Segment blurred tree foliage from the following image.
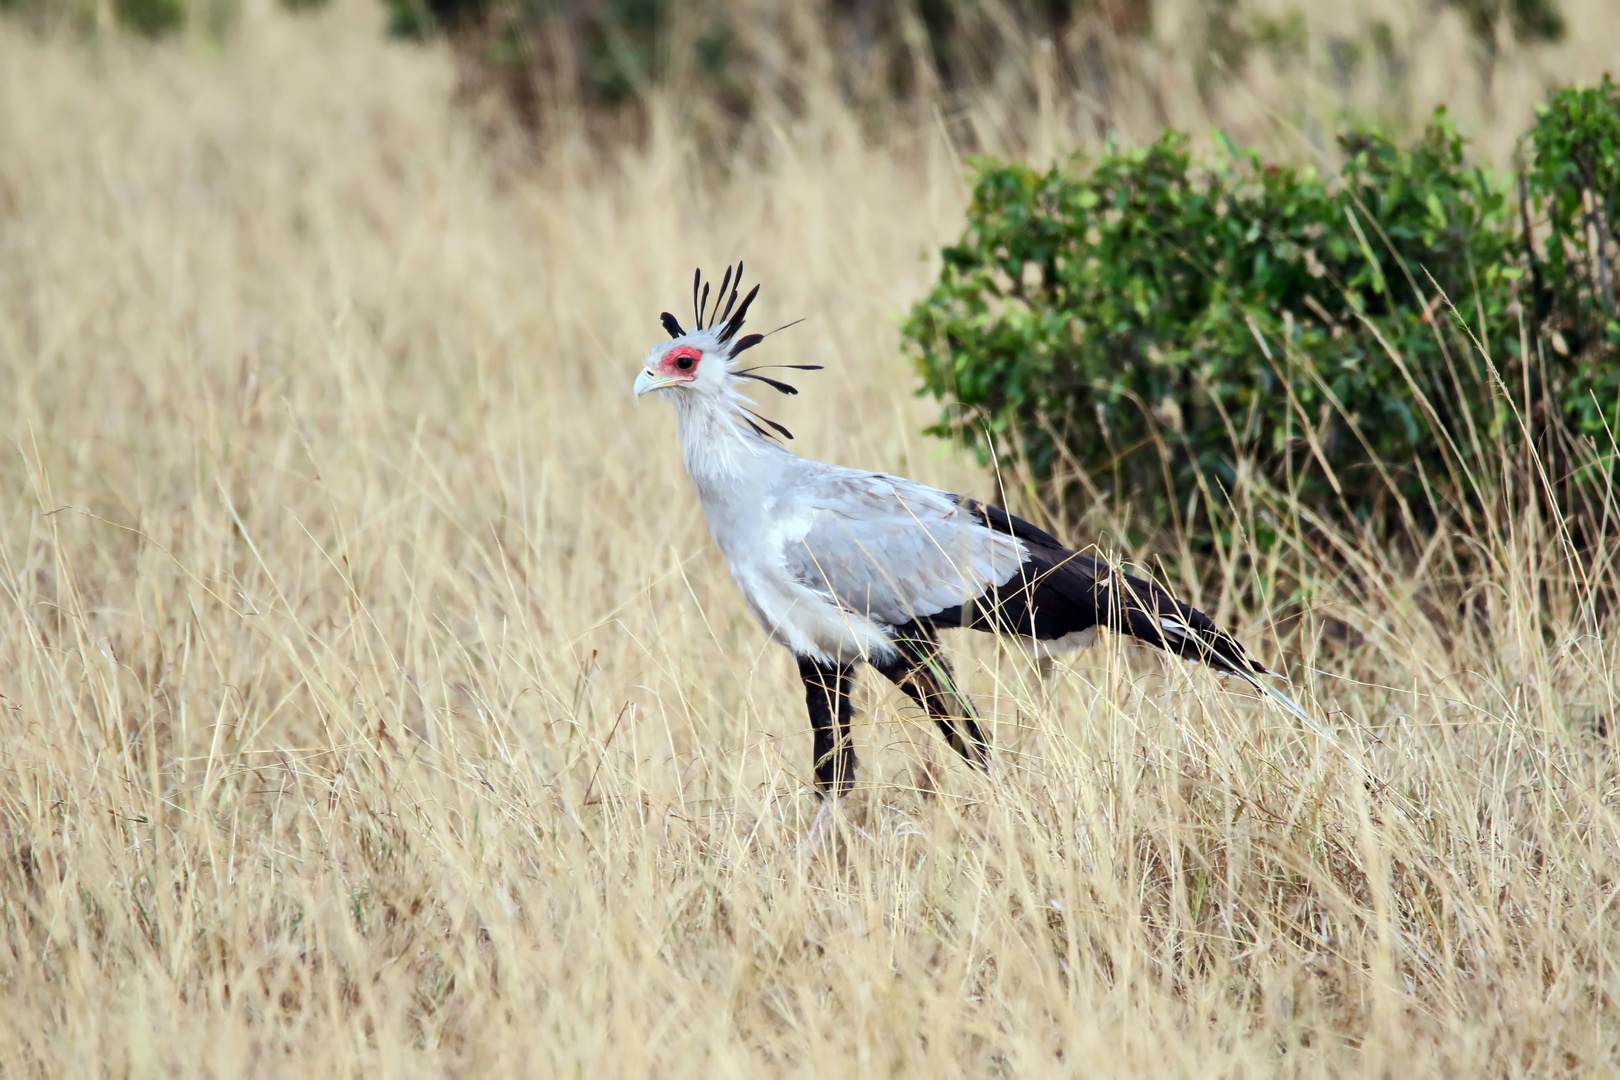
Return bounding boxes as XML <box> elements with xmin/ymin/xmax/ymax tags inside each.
<box><xmin>0</xmin><ymin>0</ymin><xmax>1570</xmax><ymax>105</ymax></box>
<box><xmin>0</xmin><ymin>0</ymin><xmax>307</xmax><ymax>32</ymax></box>
<box><xmin>1448</xmin><ymin>0</ymin><xmax>1565</xmax><ymax>60</ymax></box>
<box><xmin>360</xmin><ymin>0</ymin><xmax>1564</xmax><ymax>142</ymax></box>
<box><xmin>113</xmin><ymin>0</ymin><xmax>183</xmax><ymax>35</ymax></box>
<box><xmin>367</xmin><ymin>0</ymin><xmax>1154</xmax><ymax>140</ymax></box>
<box><xmin>903</xmin><ymin>78</ymin><xmax>1619</xmax><ymax>549</ymax></box>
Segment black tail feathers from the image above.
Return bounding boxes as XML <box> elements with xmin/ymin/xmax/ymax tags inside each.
<box><xmin>1090</xmin><ymin>568</ymin><xmax>1277</xmax><ymax>682</ymax></box>
<box><xmin>942</xmin><ymin>501</ymin><xmax>1279</xmax><ymax>684</ymax></box>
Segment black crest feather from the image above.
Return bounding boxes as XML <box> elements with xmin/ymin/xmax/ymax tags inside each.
<box><xmin>716</xmin><ymin>265</ymin><xmax>734</xmax><ymax>319</ymax></box>
<box><xmin>677</xmin><ymin>265</ymin><xmax>815</xmax><ymax>441</ymax></box>
<box><xmin>745</xmin><ymin>408</ymin><xmax>793</xmax><ymax>440</ymax></box>
<box><xmin>734</xmin><ymin>372</ymin><xmax>799</xmax><ymax>395</ymax></box>
<box><xmin>719</xmin><ymin>261</ymin><xmax>743</xmax><ymax>324</ymax></box>
<box><xmin>719</xmin><ymin>284</ymin><xmax>760</xmax><ymax>344</ymax></box>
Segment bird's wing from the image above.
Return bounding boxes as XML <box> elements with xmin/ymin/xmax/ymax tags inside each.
<box><xmin>782</xmin><ymin>470</ymin><xmax>1026</xmax><ymax>627</ymax></box>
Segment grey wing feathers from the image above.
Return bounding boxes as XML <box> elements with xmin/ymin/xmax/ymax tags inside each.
<box><xmin>784</xmin><ymin>472</ymin><xmax>1025</xmax><ymax>627</ymax></box>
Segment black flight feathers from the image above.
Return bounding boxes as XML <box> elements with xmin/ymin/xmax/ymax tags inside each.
<box><xmin>658</xmin><ymin>263</ymin><xmax>823</xmax><ymax>442</ymax></box>
<box><xmin>943</xmin><ymin>499</ymin><xmax>1281</xmax><ymax>683</ymax></box>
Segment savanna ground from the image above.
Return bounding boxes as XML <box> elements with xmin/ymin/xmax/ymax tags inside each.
<box><xmin>3</xmin><ymin>1</ymin><xmax>1620</xmax><ymax>1075</ymax></box>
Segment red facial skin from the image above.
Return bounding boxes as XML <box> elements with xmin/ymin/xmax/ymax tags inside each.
<box><xmin>659</xmin><ymin>345</ymin><xmax>703</xmax><ymax>382</ymax></box>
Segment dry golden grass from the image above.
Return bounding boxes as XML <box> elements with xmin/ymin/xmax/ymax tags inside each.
<box><xmin>2</xmin><ymin>3</ymin><xmax>1619</xmax><ymax>1075</ymax></box>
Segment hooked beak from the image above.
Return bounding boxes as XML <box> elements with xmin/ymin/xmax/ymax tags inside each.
<box><xmin>634</xmin><ymin>369</ymin><xmax>684</xmax><ymax>398</ymax></box>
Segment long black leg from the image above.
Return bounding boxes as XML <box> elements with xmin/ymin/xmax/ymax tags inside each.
<box><xmin>872</xmin><ymin>626</ymin><xmax>991</xmax><ymax>770</ymax></box>
<box><xmin>798</xmin><ymin>656</ymin><xmax>857</xmax><ymax>798</ymax></box>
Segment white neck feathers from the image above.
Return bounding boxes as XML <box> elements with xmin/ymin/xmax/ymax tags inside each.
<box><xmin>671</xmin><ymin>392</ymin><xmax>781</xmax><ymax>490</ymax></box>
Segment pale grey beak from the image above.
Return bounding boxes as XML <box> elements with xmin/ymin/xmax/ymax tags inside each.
<box><xmin>634</xmin><ymin>369</ymin><xmax>682</xmax><ymax>397</ymax></box>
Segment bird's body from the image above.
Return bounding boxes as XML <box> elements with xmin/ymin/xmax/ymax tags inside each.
<box><xmin>678</xmin><ymin>428</ymin><xmax>1019</xmax><ymax>666</ymax></box>
<box><xmin>636</xmin><ymin>266</ymin><xmax>1301</xmax><ymax>842</ymax></box>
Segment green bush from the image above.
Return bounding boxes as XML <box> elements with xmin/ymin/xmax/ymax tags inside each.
<box><xmin>903</xmin><ymin>87</ymin><xmax>1619</xmax><ymax>549</ymax></box>
<box><xmin>1524</xmin><ymin>76</ymin><xmax>1620</xmax><ymax>443</ymax></box>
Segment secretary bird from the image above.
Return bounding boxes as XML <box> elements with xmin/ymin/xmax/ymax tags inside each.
<box><xmin>634</xmin><ymin>265</ymin><xmax>1305</xmax><ymax>848</ymax></box>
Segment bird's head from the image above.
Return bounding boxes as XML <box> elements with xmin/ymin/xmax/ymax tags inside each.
<box><xmin>633</xmin><ymin>264</ymin><xmax>817</xmax><ymax>441</ymax></box>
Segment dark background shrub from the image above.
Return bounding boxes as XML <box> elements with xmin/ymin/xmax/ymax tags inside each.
<box><xmin>0</xmin><ymin>0</ymin><xmax>1571</xmax><ymax>114</ymax></box>
<box><xmin>113</xmin><ymin>0</ymin><xmax>184</xmax><ymax>35</ymax></box>
<box><xmin>902</xmin><ymin>80</ymin><xmax>1618</xmax><ymax>553</ymax></box>
<box><xmin>368</xmin><ymin>0</ymin><xmax>1559</xmax><ymax>148</ymax></box>
<box><xmin>1523</xmin><ymin>78</ymin><xmax>1620</xmax><ymax>449</ymax></box>
<box><xmin>380</xmin><ymin>0</ymin><xmax>1149</xmax><ymax>137</ymax></box>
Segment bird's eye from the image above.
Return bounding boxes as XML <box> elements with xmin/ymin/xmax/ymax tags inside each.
<box><xmin>674</xmin><ymin>355</ymin><xmax>695</xmax><ymax>371</ymax></box>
